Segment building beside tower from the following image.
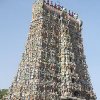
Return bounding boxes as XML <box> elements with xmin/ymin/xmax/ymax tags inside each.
<box><xmin>8</xmin><ymin>0</ymin><xmax>96</xmax><ymax>100</ymax></box>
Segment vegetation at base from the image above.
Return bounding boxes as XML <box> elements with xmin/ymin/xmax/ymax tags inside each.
<box><xmin>0</xmin><ymin>89</ymin><xmax>8</xmax><ymax>99</ymax></box>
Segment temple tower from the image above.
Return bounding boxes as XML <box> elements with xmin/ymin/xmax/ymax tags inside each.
<box><xmin>8</xmin><ymin>0</ymin><xmax>96</xmax><ymax>100</ymax></box>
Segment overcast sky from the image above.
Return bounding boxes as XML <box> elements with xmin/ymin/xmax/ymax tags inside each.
<box><xmin>0</xmin><ymin>0</ymin><xmax>99</xmax><ymax>99</ymax></box>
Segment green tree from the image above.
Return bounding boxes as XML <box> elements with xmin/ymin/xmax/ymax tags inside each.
<box><xmin>0</xmin><ymin>89</ymin><xmax>8</xmax><ymax>99</ymax></box>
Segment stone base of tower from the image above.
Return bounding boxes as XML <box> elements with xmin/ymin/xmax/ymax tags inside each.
<box><xmin>61</xmin><ymin>96</ymin><xmax>86</xmax><ymax>100</ymax></box>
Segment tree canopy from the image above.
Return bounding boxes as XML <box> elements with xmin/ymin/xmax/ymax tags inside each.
<box><xmin>0</xmin><ymin>89</ymin><xmax>8</xmax><ymax>99</ymax></box>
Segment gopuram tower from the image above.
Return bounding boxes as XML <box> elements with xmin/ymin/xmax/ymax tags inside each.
<box><xmin>8</xmin><ymin>0</ymin><xmax>96</xmax><ymax>100</ymax></box>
